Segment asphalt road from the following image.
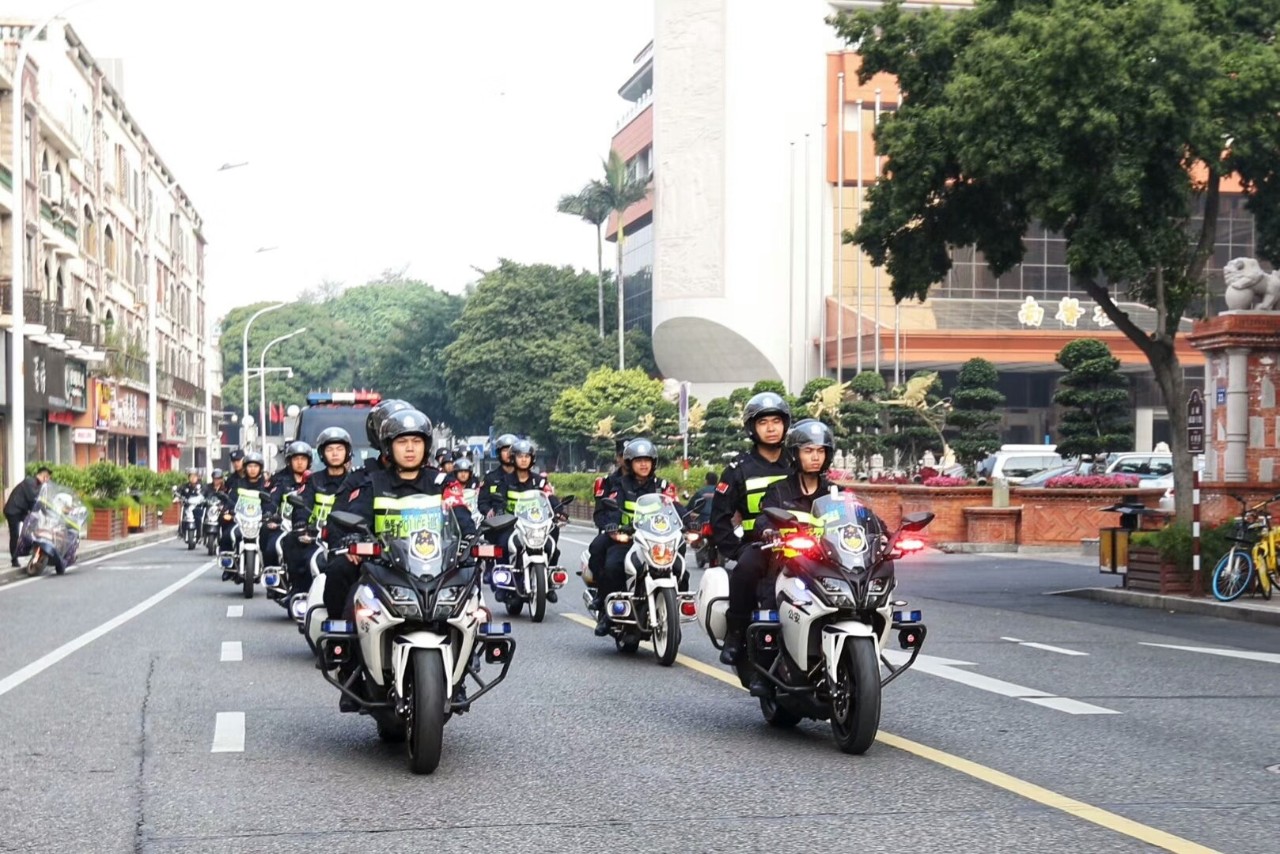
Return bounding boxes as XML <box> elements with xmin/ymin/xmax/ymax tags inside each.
<box><xmin>0</xmin><ymin>529</ymin><xmax>1276</xmax><ymax>853</ymax></box>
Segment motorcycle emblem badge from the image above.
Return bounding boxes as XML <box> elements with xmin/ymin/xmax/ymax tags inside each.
<box><xmin>411</xmin><ymin>529</ymin><xmax>438</xmax><ymax>559</ymax></box>
<box><xmin>838</xmin><ymin>524</ymin><xmax>867</xmax><ymax>554</ymax></box>
<box><xmin>651</xmin><ymin>515</ymin><xmax>671</xmax><ymax>533</ymax></box>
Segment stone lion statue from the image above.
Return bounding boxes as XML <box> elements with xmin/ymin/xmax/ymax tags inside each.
<box><xmin>1223</xmin><ymin>257</ymin><xmax>1280</xmax><ymax>311</ymax></box>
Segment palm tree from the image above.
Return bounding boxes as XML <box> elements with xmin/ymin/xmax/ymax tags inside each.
<box><xmin>556</xmin><ymin>184</ymin><xmax>612</xmax><ymax>338</ymax></box>
<box><xmin>592</xmin><ymin>148</ymin><xmax>651</xmax><ymax>370</ymax></box>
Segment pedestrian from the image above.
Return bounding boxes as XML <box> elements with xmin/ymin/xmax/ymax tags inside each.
<box><xmin>4</xmin><ymin>467</ymin><xmax>52</xmax><ymax>567</ymax></box>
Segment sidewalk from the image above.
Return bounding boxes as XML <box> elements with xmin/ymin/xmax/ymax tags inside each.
<box><xmin>0</xmin><ymin>525</ymin><xmax>180</xmax><ymax>588</ymax></box>
<box><xmin>1053</xmin><ymin>584</ymin><xmax>1280</xmax><ymax>627</ymax></box>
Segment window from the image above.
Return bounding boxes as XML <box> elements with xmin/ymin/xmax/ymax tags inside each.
<box><xmin>103</xmin><ymin>224</ymin><xmax>116</xmax><ymax>273</ymax></box>
<box><xmin>83</xmin><ymin>205</ymin><xmax>97</xmax><ymax>257</ymax></box>
<box><xmin>132</xmin><ymin>249</ymin><xmax>144</xmax><ymax>304</ymax></box>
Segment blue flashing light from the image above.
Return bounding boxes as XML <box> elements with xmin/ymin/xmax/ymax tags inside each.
<box><xmin>893</xmin><ymin>610</ymin><xmax>922</xmax><ymax>624</ymax></box>
<box><xmin>321</xmin><ymin>619</ymin><xmax>355</xmax><ymax>634</ymax></box>
<box><xmin>305</xmin><ymin>391</ymin><xmax>381</xmax><ymax>406</ymax></box>
<box><xmin>610</xmin><ymin>601</ymin><xmax>629</xmax><ymax>616</ymax></box>
<box><xmin>752</xmin><ymin>610</ymin><xmax>780</xmax><ymax>623</ymax></box>
<box><xmin>480</xmin><ymin>621</ymin><xmax>512</xmax><ymax>635</ymax></box>
<box><xmin>264</xmin><ymin>573</ymin><xmax>278</xmax><ymax>587</ymax></box>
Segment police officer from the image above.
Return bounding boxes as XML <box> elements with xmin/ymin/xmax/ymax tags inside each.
<box><xmin>491</xmin><ymin>439</ymin><xmax>566</xmax><ymax>602</ymax></box>
<box><xmin>593</xmin><ymin>438</ymin><xmax>683</xmax><ymax>636</ymax></box>
<box><xmin>285</xmin><ymin>428</ymin><xmax>353</xmax><ymax>595</ymax></box>
<box><xmin>330</xmin><ymin>398</ymin><xmax>413</xmax><ymax>516</ymax></box>
<box><xmin>435</xmin><ymin>448</ymin><xmax>455</xmax><ymax>474</ymax></box>
<box><xmin>218</xmin><ymin>451</ymin><xmax>275</xmax><ymax>578</ymax></box>
<box><xmin>206</xmin><ymin>469</ymin><xmax>226</xmax><ymax>497</ymax></box>
<box><xmin>584</xmin><ymin>439</ymin><xmax>628</xmax><ymax>600</ymax></box>
<box><xmin>174</xmin><ymin>468</ymin><xmax>206</xmax><ymax>538</ymax></box>
<box><xmin>711</xmin><ymin>391</ymin><xmax>792</xmax><ymax>664</ymax></box>
<box><xmin>728</xmin><ymin>419</ymin><xmax>837</xmax><ymax>694</ymax></box>
<box><xmin>266</xmin><ymin>441</ymin><xmax>312</xmax><ymax>570</ymax></box>
<box><xmin>478</xmin><ymin>433</ymin><xmax>519</xmax><ymax>517</ymax></box>
<box><xmin>223</xmin><ymin>449</ymin><xmax>247</xmax><ymax>492</ymax></box>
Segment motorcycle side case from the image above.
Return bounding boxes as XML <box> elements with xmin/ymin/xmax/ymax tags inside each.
<box><xmin>697</xmin><ymin>565</ymin><xmax>730</xmax><ymax>642</ymax></box>
<box><xmin>304</xmin><ymin>573</ymin><xmax>329</xmax><ymax>652</ymax></box>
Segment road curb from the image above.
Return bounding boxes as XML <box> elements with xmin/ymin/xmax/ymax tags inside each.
<box><xmin>0</xmin><ymin>525</ymin><xmax>180</xmax><ymax>587</ymax></box>
<box><xmin>1052</xmin><ymin>586</ymin><xmax>1280</xmax><ymax>627</ymax></box>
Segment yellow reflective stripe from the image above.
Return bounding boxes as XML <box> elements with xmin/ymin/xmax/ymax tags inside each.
<box><xmin>621</xmin><ymin>498</ymin><xmax>639</xmax><ymax>526</ymax></box>
<box><xmin>309</xmin><ymin>492</ymin><xmax>336</xmax><ymax>525</ymax></box>
<box><xmin>372</xmin><ymin>494</ymin><xmax>443</xmax><ymax>535</ymax></box>
<box><xmin>506</xmin><ymin>487</ymin><xmax>542</xmax><ymax>513</ymax></box>
<box><xmin>744</xmin><ymin>474</ymin><xmax>787</xmax><ymax>515</ymax></box>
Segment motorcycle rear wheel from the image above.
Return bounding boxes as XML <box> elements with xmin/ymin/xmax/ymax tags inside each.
<box><xmin>760</xmin><ymin>695</ymin><xmax>802</xmax><ymax>729</ymax></box>
<box><xmin>242</xmin><ymin>552</ymin><xmax>256</xmax><ymax>599</ymax></box>
<box><xmin>25</xmin><ymin>548</ymin><xmax>46</xmax><ymax>577</ymax></box>
<box><xmin>830</xmin><ymin>638</ymin><xmax>881</xmax><ymax>755</ymax></box>
<box><xmin>406</xmin><ymin>649</ymin><xmax>446</xmax><ymax>774</ymax></box>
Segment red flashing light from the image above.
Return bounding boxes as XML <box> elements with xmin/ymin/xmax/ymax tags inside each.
<box><xmin>898</xmin><ymin>537</ymin><xmax>925</xmax><ymax>553</ymax></box>
<box><xmin>679</xmin><ymin>601</ymin><xmax>697</xmax><ymax>618</ymax></box>
<box><xmin>352</xmin><ymin>542</ymin><xmax>382</xmax><ymax>557</ymax></box>
<box><xmin>550</xmin><ymin>570</ymin><xmax>569</xmax><ymax>586</ymax></box>
<box><xmin>473</xmin><ymin>544</ymin><xmax>502</xmax><ymax>558</ymax></box>
<box><xmin>785</xmin><ymin>535</ymin><xmax>818</xmax><ymax>552</ymax></box>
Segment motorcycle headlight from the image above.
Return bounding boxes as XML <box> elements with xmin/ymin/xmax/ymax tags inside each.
<box><xmin>523</xmin><ymin>522</ymin><xmax>552</xmax><ymax>549</ymax></box>
<box><xmin>386</xmin><ymin>584</ymin><xmax>422</xmax><ymax>619</ymax></box>
<box><xmin>649</xmin><ymin>541</ymin><xmax>678</xmax><ymax>567</ymax></box>
<box><xmin>817</xmin><ymin>577</ymin><xmax>856</xmax><ymax>608</ymax></box>
<box><xmin>239</xmin><ymin>519</ymin><xmax>261</xmax><ymax>538</ymax></box>
<box><xmin>432</xmin><ymin>585</ymin><xmax>468</xmax><ymax>620</ymax></box>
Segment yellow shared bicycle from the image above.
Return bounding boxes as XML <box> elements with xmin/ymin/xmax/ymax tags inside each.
<box><xmin>1211</xmin><ymin>494</ymin><xmax>1280</xmax><ymax>602</ymax></box>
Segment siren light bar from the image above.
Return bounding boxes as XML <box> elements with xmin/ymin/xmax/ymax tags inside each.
<box><xmin>305</xmin><ymin>390</ymin><xmax>382</xmax><ymax>406</ymax></box>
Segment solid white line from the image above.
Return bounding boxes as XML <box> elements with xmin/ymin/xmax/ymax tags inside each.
<box><xmin>1023</xmin><ymin>696</ymin><xmax>1120</xmax><ymax>715</ymax></box>
<box><xmin>1001</xmin><ymin>637</ymin><xmax>1089</xmax><ymax>656</ymax></box>
<box><xmin>1</xmin><ymin>540</ymin><xmax>170</xmax><ymax>590</ymax></box>
<box><xmin>211</xmin><ymin>712</ymin><xmax>245</xmax><ymax>753</ymax></box>
<box><xmin>1140</xmin><ymin>642</ymin><xmax>1280</xmax><ymax>665</ymax></box>
<box><xmin>0</xmin><ymin>575</ymin><xmax>43</xmax><ymax>593</ymax></box>
<box><xmin>76</xmin><ymin>540</ymin><xmax>165</xmax><ymax>567</ymax></box>
<box><xmin>220</xmin><ymin>641</ymin><xmax>242</xmax><ymax>662</ymax></box>
<box><xmin>559</xmin><ymin>535</ymin><xmax>595</xmax><ymax>547</ymax></box>
<box><xmin>0</xmin><ymin>560</ymin><xmax>213</xmax><ymax>698</ymax></box>
<box><xmin>226</xmin><ymin>605</ymin><xmax>243</xmax><ymax>618</ymax></box>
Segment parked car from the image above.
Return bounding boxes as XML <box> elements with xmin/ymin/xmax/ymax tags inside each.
<box><xmin>1015</xmin><ymin>463</ymin><xmax>1081</xmax><ymax>488</ymax></box>
<box><xmin>975</xmin><ymin>445</ymin><xmax>1065</xmax><ymax>485</ymax></box>
<box><xmin>1105</xmin><ymin>453</ymin><xmax>1173</xmax><ymax>478</ymax></box>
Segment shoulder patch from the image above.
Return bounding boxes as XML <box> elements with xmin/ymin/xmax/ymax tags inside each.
<box><xmin>594</xmin><ymin>477</ymin><xmax>605</xmax><ymax>497</ymax></box>
<box><xmin>347</xmin><ymin>488</ymin><xmax>360</xmax><ymax>502</ymax></box>
<box><xmin>715</xmin><ymin>482</ymin><xmax>729</xmax><ymax>494</ymax></box>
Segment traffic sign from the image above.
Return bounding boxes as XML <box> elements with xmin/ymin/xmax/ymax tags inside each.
<box><xmin>1187</xmin><ymin>389</ymin><xmax>1205</xmax><ymax>454</ymax></box>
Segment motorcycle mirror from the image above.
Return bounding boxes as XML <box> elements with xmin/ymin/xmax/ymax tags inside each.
<box><xmin>559</xmin><ymin>495</ymin><xmax>575</xmax><ymax>507</ymax></box>
<box><xmin>763</xmin><ymin>507</ymin><xmax>795</xmax><ymax>525</ymax></box>
<box><xmin>286</xmin><ymin>494</ymin><xmax>308</xmax><ymax>510</ymax></box>
<box><xmin>899</xmin><ymin>511</ymin><xmax>935</xmax><ymax>533</ymax></box>
<box><xmin>327</xmin><ymin>510</ymin><xmax>370</xmax><ymax>536</ymax></box>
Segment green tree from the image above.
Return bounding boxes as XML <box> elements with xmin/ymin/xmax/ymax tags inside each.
<box><xmin>1053</xmin><ymin>338</ymin><xmax>1133</xmax><ymax>461</ymax></box>
<box><xmin>840</xmin><ymin>371</ymin><xmax>887</xmax><ymax>472</ymax></box>
<box><xmin>696</xmin><ymin>396</ymin><xmax>747</xmax><ymax>464</ymax></box>
<box><xmin>593</xmin><ymin>148</ymin><xmax>651</xmax><ymax>370</ymax></box>
<box><xmin>366</xmin><ymin>287</ymin><xmax>466</xmax><ymax>427</ymax></box>
<box><xmin>557</xmin><ymin>183</ymin><xmax>613</xmax><ymax>338</ymax></box>
<box><xmin>834</xmin><ymin>0</ymin><xmax>1280</xmax><ymax>521</ymax></box>
<box><xmin>882</xmin><ymin>371</ymin><xmax>945</xmax><ymax>472</ymax></box>
<box><xmin>550</xmin><ymin>366</ymin><xmax>678</xmax><ymax>454</ymax></box>
<box><xmin>799</xmin><ymin>377</ymin><xmax>838</xmax><ymax>411</ymax></box>
<box><xmin>946</xmin><ymin>358</ymin><xmax>1005</xmax><ymax>473</ymax></box>
<box><xmin>443</xmin><ymin>260</ymin><xmax>613</xmax><ymax>450</ymax></box>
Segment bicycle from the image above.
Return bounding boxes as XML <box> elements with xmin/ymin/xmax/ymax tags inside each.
<box><xmin>1211</xmin><ymin>494</ymin><xmax>1280</xmax><ymax>602</ymax></box>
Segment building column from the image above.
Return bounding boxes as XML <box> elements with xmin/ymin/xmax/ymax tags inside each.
<box><xmin>1225</xmin><ymin>347</ymin><xmax>1249</xmax><ymax>482</ymax></box>
<box><xmin>1134</xmin><ymin>407</ymin><xmax>1155</xmax><ymax>453</ymax></box>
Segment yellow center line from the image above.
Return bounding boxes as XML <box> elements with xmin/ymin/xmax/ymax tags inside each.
<box><xmin>561</xmin><ymin>612</ymin><xmax>1219</xmax><ymax>854</ymax></box>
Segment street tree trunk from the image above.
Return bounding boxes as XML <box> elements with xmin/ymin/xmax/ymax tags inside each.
<box><xmin>1151</xmin><ymin>349</ymin><xmax>1193</xmax><ymax>526</ymax></box>
<box><xmin>595</xmin><ymin>223</ymin><xmax>605</xmax><ymax>339</ymax></box>
<box><xmin>617</xmin><ymin>222</ymin><xmax>626</xmax><ymax>371</ymax></box>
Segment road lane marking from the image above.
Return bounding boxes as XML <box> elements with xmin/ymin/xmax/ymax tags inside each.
<box><xmin>211</xmin><ymin>712</ymin><xmax>245</xmax><ymax>753</ymax></box>
<box><xmin>0</xmin><ymin>561</ymin><xmax>213</xmax><ymax>698</ymax></box>
<box><xmin>226</xmin><ymin>605</ymin><xmax>243</xmax><ymax>618</ymax></box>
<box><xmin>560</xmin><ymin>613</ymin><xmax>1213</xmax><ymax>854</ymax></box>
<box><xmin>1139</xmin><ymin>642</ymin><xmax>1280</xmax><ymax>665</ymax></box>
<box><xmin>1001</xmin><ymin>637</ymin><xmax>1089</xmax><ymax>656</ymax></box>
<box><xmin>1023</xmin><ymin>696</ymin><xmax>1120</xmax><ymax>715</ymax></box>
<box><xmin>884</xmin><ymin>650</ymin><xmax>1117</xmax><ymax>713</ymax></box>
<box><xmin>220</xmin><ymin>641</ymin><xmax>242</xmax><ymax>662</ymax></box>
<box><xmin>1</xmin><ymin>541</ymin><xmax>180</xmax><ymax>592</ymax></box>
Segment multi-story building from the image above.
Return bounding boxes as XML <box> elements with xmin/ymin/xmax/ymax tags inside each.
<box><xmin>610</xmin><ymin>0</ymin><xmax>1229</xmax><ymax>450</ymax></box>
<box><xmin>0</xmin><ymin>19</ymin><xmax>215</xmax><ymax>487</ymax></box>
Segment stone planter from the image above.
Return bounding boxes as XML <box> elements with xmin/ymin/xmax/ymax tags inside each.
<box><xmin>963</xmin><ymin>506</ymin><xmax>1022</xmax><ymax>548</ymax></box>
<box><xmin>87</xmin><ymin>507</ymin><xmax>126</xmax><ymax>541</ymax></box>
<box><xmin>1013</xmin><ymin>487</ymin><xmax>1167</xmax><ymax>547</ymax></box>
<box><xmin>1124</xmin><ymin>546</ymin><xmax>1191</xmax><ymax>594</ymax></box>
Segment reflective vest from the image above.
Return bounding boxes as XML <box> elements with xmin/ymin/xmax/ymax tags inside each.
<box><xmin>505</xmin><ymin>486</ymin><xmax>544</xmax><ymax>515</ymax></box>
<box><xmin>741</xmin><ymin>474</ymin><xmax>787</xmax><ymax>532</ymax></box>
<box><xmin>372</xmin><ymin>493</ymin><xmax>443</xmax><ymax>537</ymax></box>
<box><xmin>310</xmin><ymin>492</ymin><xmax>336</xmax><ymax>525</ymax></box>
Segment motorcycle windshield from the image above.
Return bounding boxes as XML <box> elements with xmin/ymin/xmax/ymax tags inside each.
<box><xmin>810</xmin><ymin>493</ymin><xmax>875</xmax><ymax>570</ymax></box>
<box><xmin>510</xmin><ymin>490</ymin><xmax>553</xmax><ymax>525</ymax></box>
<box><xmin>33</xmin><ymin>482</ymin><xmax>88</xmax><ymax>532</ymax></box>
<box><xmin>385</xmin><ymin>501</ymin><xmax>460</xmax><ymax>580</ymax></box>
<box><xmin>630</xmin><ymin>493</ymin><xmax>683</xmax><ymax>541</ymax></box>
<box><xmin>234</xmin><ymin>494</ymin><xmax>262</xmax><ymax>520</ymax></box>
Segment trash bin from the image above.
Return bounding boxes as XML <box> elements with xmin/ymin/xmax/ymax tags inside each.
<box><xmin>127</xmin><ymin>490</ymin><xmax>144</xmax><ymax>532</ymax></box>
<box><xmin>1098</xmin><ymin>527</ymin><xmax>1130</xmax><ymax>575</ymax></box>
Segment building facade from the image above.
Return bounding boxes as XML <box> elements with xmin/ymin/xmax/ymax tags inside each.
<box><xmin>609</xmin><ymin>0</ymin><xmax>1225</xmax><ymax>449</ymax></box>
<box><xmin>0</xmin><ymin>19</ymin><xmax>213</xmax><ymax>490</ymax></box>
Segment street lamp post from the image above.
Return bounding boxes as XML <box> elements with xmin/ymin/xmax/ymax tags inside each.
<box><xmin>241</xmin><ymin>303</ymin><xmax>285</xmax><ymax>444</ymax></box>
<box><xmin>257</xmin><ymin>328</ymin><xmax>305</xmax><ymax>453</ymax></box>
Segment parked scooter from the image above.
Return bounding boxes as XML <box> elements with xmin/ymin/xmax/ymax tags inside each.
<box><xmin>18</xmin><ymin>483</ymin><xmax>88</xmax><ymax>576</ymax></box>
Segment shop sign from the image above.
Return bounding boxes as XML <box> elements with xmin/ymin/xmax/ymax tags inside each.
<box><xmin>72</xmin><ymin>428</ymin><xmax>97</xmax><ymax>444</ymax></box>
<box><xmin>65</xmin><ymin>362</ymin><xmax>87</xmax><ymax>412</ymax></box>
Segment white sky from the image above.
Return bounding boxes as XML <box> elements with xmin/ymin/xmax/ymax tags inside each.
<box><xmin>34</xmin><ymin>0</ymin><xmax>653</xmax><ymax>320</ymax></box>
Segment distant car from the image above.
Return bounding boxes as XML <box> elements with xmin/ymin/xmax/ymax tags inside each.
<box><xmin>975</xmin><ymin>446</ymin><xmax>1065</xmax><ymax>485</ymax></box>
<box><xmin>1146</xmin><ymin>473</ymin><xmax>1175</xmax><ymax>512</ymax></box>
<box><xmin>1105</xmin><ymin>453</ymin><xmax>1173</xmax><ymax>478</ymax></box>
<box><xmin>1015</xmin><ymin>463</ymin><xmax>1080</xmax><ymax>488</ymax></box>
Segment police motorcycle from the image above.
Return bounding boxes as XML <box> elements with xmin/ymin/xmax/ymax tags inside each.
<box><xmin>482</xmin><ymin>491</ymin><xmax>574</xmax><ymax>623</ymax></box>
<box><xmin>202</xmin><ymin>493</ymin><xmax>221</xmax><ymax>556</ymax></box>
<box><xmin>307</xmin><ymin>499</ymin><xmax>519</xmax><ymax>774</ymax></box>
<box><xmin>282</xmin><ymin>493</ymin><xmax>332</xmax><ymax>626</ymax></box>
<box><xmin>172</xmin><ymin>488</ymin><xmax>204</xmax><ymax>551</ymax></box>
<box><xmin>696</xmin><ymin>490</ymin><xmax>932</xmax><ymax>754</ymax></box>
<box><xmin>18</xmin><ymin>483</ymin><xmax>88</xmax><ymax>576</ymax></box>
<box><xmin>581</xmin><ymin>493</ymin><xmax>699</xmax><ymax>666</ymax></box>
<box><xmin>217</xmin><ymin>490</ymin><xmax>266</xmax><ymax>599</ymax></box>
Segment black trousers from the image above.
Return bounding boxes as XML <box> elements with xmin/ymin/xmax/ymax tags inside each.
<box><xmin>598</xmin><ymin>542</ymin><xmax>631</xmax><ymax>603</ymax></box>
<box><xmin>586</xmin><ymin>532</ymin><xmax>610</xmax><ymax>580</ymax></box>
<box><xmin>6</xmin><ymin>513</ymin><xmax>23</xmax><ymax>562</ymax></box>
<box><xmin>322</xmin><ymin>552</ymin><xmax>360</xmax><ymax>616</ymax></box>
<box><xmin>282</xmin><ymin>533</ymin><xmax>320</xmax><ymax>592</ymax></box>
<box><xmin>728</xmin><ymin>544</ymin><xmax>772</xmax><ymax>620</ymax></box>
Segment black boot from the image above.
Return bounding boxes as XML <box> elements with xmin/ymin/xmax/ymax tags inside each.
<box><xmin>594</xmin><ymin>611</ymin><xmax>611</xmax><ymax>636</ymax></box>
<box><xmin>546</xmin><ymin>589</ymin><xmax>558</xmax><ymax>604</ymax></box>
<box><xmin>720</xmin><ymin>615</ymin><xmax>748</xmax><ymax>666</ymax></box>
<box><xmin>748</xmin><ymin>672</ymin><xmax>771</xmax><ymax>698</ymax></box>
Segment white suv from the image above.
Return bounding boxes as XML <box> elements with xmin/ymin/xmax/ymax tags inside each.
<box><xmin>975</xmin><ymin>445</ymin><xmax>1065</xmax><ymax>484</ymax></box>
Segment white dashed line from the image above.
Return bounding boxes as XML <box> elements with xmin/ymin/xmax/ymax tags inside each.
<box><xmin>211</xmin><ymin>712</ymin><xmax>245</xmax><ymax>753</ymax></box>
<box><xmin>1024</xmin><ymin>696</ymin><xmax>1121</xmax><ymax>715</ymax></box>
<box><xmin>226</xmin><ymin>605</ymin><xmax>243</xmax><ymax>618</ymax></box>
<box><xmin>220</xmin><ymin>641</ymin><xmax>242</xmax><ymax>662</ymax></box>
<box><xmin>1139</xmin><ymin>642</ymin><xmax>1280</xmax><ymax>665</ymax></box>
<box><xmin>1001</xmin><ymin>637</ymin><xmax>1089</xmax><ymax>656</ymax></box>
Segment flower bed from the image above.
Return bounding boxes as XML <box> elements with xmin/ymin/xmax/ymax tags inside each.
<box><xmin>1044</xmin><ymin>474</ymin><xmax>1140</xmax><ymax>489</ymax></box>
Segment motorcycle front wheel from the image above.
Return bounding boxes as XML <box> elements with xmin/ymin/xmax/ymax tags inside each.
<box><xmin>25</xmin><ymin>548</ymin><xmax>47</xmax><ymax>577</ymax></box>
<box><xmin>530</xmin><ymin>567</ymin><xmax>547</xmax><ymax>623</ymax></box>
<box><xmin>406</xmin><ymin>649</ymin><xmax>446</xmax><ymax>774</ymax></box>
<box><xmin>651</xmin><ymin>587</ymin><xmax>680</xmax><ymax>667</ymax></box>
<box><xmin>830</xmin><ymin>637</ymin><xmax>881</xmax><ymax>755</ymax></box>
<box><xmin>242</xmin><ymin>552</ymin><xmax>256</xmax><ymax>599</ymax></box>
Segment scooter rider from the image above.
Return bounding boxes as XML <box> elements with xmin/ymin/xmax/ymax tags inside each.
<box><xmin>174</xmin><ymin>468</ymin><xmax>206</xmax><ymax>537</ymax></box>
<box><xmin>285</xmin><ymin>428</ymin><xmax>352</xmax><ymax>595</ymax></box>
<box><xmin>265</xmin><ymin>441</ymin><xmax>312</xmax><ymax>571</ymax></box>
<box><xmin>711</xmin><ymin>391</ymin><xmax>792</xmax><ymax>665</ymax></box>
<box><xmin>218</xmin><ymin>451</ymin><xmax>276</xmax><ymax>579</ymax></box>
<box><xmin>206</xmin><ymin>469</ymin><xmax>226</xmax><ymax>497</ymax></box>
<box><xmin>593</xmin><ymin>438</ymin><xmax>684</xmax><ymax>636</ymax></box>
<box><xmin>728</xmin><ymin>418</ymin><xmax>837</xmax><ymax>695</ymax></box>
<box><xmin>321</xmin><ymin>408</ymin><xmax>476</xmax><ymax>633</ymax></box>
<box><xmin>478</xmin><ymin>433</ymin><xmax>519</xmax><ymax>518</ymax></box>
<box><xmin>491</xmin><ymin>439</ymin><xmax>565</xmax><ymax>602</ymax></box>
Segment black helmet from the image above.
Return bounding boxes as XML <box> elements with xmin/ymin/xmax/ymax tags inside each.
<box><xmin>243</xmin><ymin>451</ymin><xmax>265</xmax><ymax>469</ymax></box>
<box><xmin>435</xmin><ymin>447</ymin><xmax>451</xmax><ymax>463</ymax></box>
<box><xmin>623</xmin><ymin>438</ymin><xmax>658</xmax><ymax>465</ymax></box>
<box><xmin>365</xmin><ymin>399</ymin><xmax>412</xmax><ymax>446</ymax></box>
<box><xmin>785</xmin><ymin>419</ymin><xmax>835</xmax><ymax>474</ymax></box>
<box><xmin>495</xmin><ymin>433</ymin><xmax>518</xmax><ymax>454</ymax></box>
<box><xmin>453</xmin><ymin>458</ymin><xmax>473</xmax><ymax>472</ymax></box>
<box><xmin>379</xmin><ymin>409</ymin><xmax>433</xmax><ymax>457</ymax></box>
<box><xmin>316</xmin><ymin>427</ymin><xmax>352</xmax><ymax>463</ymax></box>
<box><xmin>743</xmin><ymin>392</ymin><xmax>792</xmax><ymax>444</ymax></box>
<box><xmin>229</xmin><ymin>449</ymin><xmax>245</xmax><ymax>463</ymax></box>
<box><xmin>211</xmin><ymin>468</ymin><xmax>224</xmax><ymax>479</ymax></box>
<box><xmin>285</xmin><ymin>440</ymin><xmax>313</xmax><ymax>461</ymax></box>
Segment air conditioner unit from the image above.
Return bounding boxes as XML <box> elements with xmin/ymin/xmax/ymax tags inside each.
<box><xmin>39</xmin><ymin>171</ymin><xmax>64</xmax><ymax>204</ymax></box>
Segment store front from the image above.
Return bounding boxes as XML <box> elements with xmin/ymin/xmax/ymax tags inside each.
<box><xmin>97</xmin><ymin>380</ymin><xmax>149</xmax><ymax>466</ymax></box>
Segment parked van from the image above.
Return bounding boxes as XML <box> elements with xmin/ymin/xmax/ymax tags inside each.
<box><xmin>975</xmin><ymin>445</ymin><xmax>1064</xmax><ymax>485</ymax></box>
